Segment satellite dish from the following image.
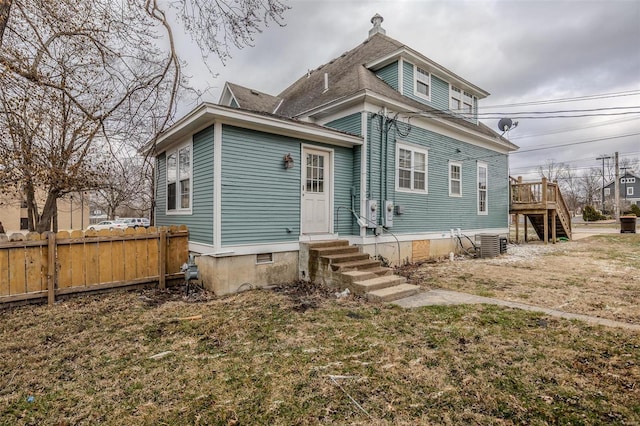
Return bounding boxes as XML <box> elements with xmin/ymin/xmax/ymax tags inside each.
<box><xmin>498</xmin><ymin>118</ymin><xmax>513</xmax><ymax>132</ymax></box>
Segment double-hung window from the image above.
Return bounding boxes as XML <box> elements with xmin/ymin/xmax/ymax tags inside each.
<box><xmin>167</xmin><ymin>143</ymin><xmax>192</xmax><ymax>213</ymax></box>
<box><xmin>396</xmin><ymin>143</ymin><xmax>428</xmax><ymax>193</ymax></box>
<box><xmin>450</xmin><ymin>86</ymin><xmax>462</xmax><ymax>111</ymax></box>
<box><xmin>449</xmin><ymin>162</ymin><xmax>462</xmax><ymax>197</ymax></box>
<box><xmin>628</xmin><ymin>187</ymin><xmax>634</xmax><ymax>196</ymax></box>
<box><xmin>477</xmin><ymin>162</ymin><xmax>488</xmax><ymax>215</ymax></box>
<box><xmin>414</xmin><ymin>66</ymin><xmax>431</xmax><ymax>100</ymax></box>
<box><xmin>462</xmin><ymin>91</ymin><xmax>474</xmax><ymax>114</ymax></box>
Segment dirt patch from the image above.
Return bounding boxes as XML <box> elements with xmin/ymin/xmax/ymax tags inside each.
<box><xmin>409</xmin><ymin>234</ymin><xmax>640</xmax><ymax>324</ymax></box>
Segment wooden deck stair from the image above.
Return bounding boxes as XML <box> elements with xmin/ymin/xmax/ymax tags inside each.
<box><xmin>308</xmin><ymin>240</ymin><xmax>420</xmax><ymax>302</ymax></box>
<box><xmin>510</xmin><ymin>176</ymin><xmax>572</xmax><ymax>242</ymax></box>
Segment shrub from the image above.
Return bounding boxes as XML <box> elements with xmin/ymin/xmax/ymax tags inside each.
<box><xmin>628</xmin><ymin>204</ymin><xmax>640</xmax><ymax>217</ymax></box>
<box><xmin>583</xmin><ymin>205</ymin><xmax>605</xmax><ymax>221</ymax></box>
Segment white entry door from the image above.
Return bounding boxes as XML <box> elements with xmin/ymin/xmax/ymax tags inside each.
<box><xmin>301</xmin><ymin>148</ymin><xmax>331</xmax><ymax>234</ymax></box>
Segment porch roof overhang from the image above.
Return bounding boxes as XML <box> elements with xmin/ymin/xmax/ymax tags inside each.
<box><xmin>154</xmin><ymin>103</ymin><xmax>363</xmax><ymax>154</ymax></box>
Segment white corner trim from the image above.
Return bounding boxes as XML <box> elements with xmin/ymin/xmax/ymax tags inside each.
<box><xmin>360</xmin><ymin>111</ymin><xmax>368</xmax><ymax>238</ymax></box>
<box><xmin>398</xmin><ymin>58</ymin><xmax>404</xmax><ymax>95</ymax></box>
<box><xmin>213</xmin><ymin>122</ymin><xmax>223</xmax><ymax>251</ymax></box>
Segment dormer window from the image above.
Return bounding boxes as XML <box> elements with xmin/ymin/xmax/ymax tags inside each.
<box><xmin>450</xmin><ymin>86</ymin><xmax>462</xmax><ymax>111</ymax></box>
<box><xmin>414</xmin><ymin>66</ymin><xmax>431</xmax><ymax>100</ymax></box>
<box><xmin>463</xmin><ymin>91</ymin><xmax>474</xmax><ymax>114</ymax></box>
<box><xmin>451</xmin><ymin>85</ymin><xmax>476</xmax><ymax>116</ymax></box>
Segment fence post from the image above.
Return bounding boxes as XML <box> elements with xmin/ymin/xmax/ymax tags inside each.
<box><xmin>47</xmin><ymin>232</ymin><xmax>56</xmax><ymax>305</ymax></box>
<box><xmin>159</xmin><ymin>228</ymin><xmax>167</xmax><ymax>289</ymax></box>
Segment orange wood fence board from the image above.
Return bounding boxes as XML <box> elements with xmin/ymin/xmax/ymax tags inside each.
<box><xmin>25</xmin><ymin>245</ymin><xmax>44</xmax><ymax>293</ymax></box>
<box><xmin>84</xmin><ymin>239</ymin><xmax>100</xmax><ymax>286</ymax></box>
<box><xmin>0</xmin><ymin>227</ymin><xmax>188</xmax><ymax>303</ymax></box>
<box><xmin>9</xmin><ymin>247</ymin><xmax>27</xmax><ymax>295</ymax></box>
<box><xmin>0</xmin><ymin>249</ymin><xmax>9</xmax><ymax>296</ymax></box>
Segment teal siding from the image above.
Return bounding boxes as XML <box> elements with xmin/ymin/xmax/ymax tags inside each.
<box><xmin>366</xmin><ymin>114</ymin><xmax>509</xmax><ymax>234</ymax></box>
<box><xmin>402</xmin><ymin>62</ymin><xmax>479</xmax><ymax>124</ymax></box>
<box><xmin>431</xmin><ymin>75</ymin><xmax>449</xmax><ymax>111</ymax></box>
<box><xmin>375</xmin><ymin>62</ymin><xmax>399</xmax><ymax>90</ymax></box>
<box><xmin>329</xmin><ymin>144</ymin><xmax>355</xmax><ymax>235</ymax></box>
<box><xmin>156</xmin><ymin>154</ymin><xmax>166</xmax><ymax>215</ymax></box>
<box><xmin>155</xmin><ymin>126</ymin><xmax>215</xmax><ymax>245</ymax></box>
<box><xmin>325</xmin><ymin>113</ymin><xmax>362</xmax><ymax>136</ymax></box>
<box><xmin>403</xmin><ymin>61</ymin><xmax>425</xmax><ymax>107</ymax></box>
<box><xmin>403</xmin><ymin>61</ymin><xmax>448</xmax><ymax>111</ymax></box>
<box><xmin>220</xmin><ymin>126</ymin><xmax>357</xmax><ymax>244</ymax></box>
<box><xmin>221</xmin><ymin>126</ymin><xmax>301</xmax><ymax>245</ymax></box>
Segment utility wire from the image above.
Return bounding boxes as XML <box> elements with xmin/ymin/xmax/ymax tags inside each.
<box><xmin>509</xmin><ymin>116</ymin><xmax>640</xmax><ymax>140</ymax></box>
<box><xmin>510</xmin><ymin>132</ymin><xmax>640</xmax><ymax>154</ymax></box>
<box><xmin>479</xmin><ymin>89</ymin><xmax>640</xmax><ymax>109</ymax></box>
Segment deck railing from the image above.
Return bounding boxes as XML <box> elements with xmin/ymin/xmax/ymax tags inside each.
<box><xmin>510</xmin><ymin>176</ymin><xmax>572</xmax><ymax>238</ymax></box>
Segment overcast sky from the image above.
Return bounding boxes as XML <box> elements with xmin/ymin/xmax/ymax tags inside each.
<box><xmin>176</xmin><ymin>0</ymin><xmax>640</xmax><ymax>181</ymax></box>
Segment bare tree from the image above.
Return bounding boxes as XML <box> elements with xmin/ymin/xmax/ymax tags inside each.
<box><xmin>0</xmin><ymin>0</ymin><xmax>11</xmax><ymax>46</ymax></box>
<box><xmin>92</xmin><ymin>154</ymin><xmax>153</xmax><ymax>220</ymax></box>
<box><xmin>580</xmin><ymin>167</ymin><xmax>603</xmax><ymax>208</ymax></box>
<box><xmin>560</xmin><ymin>166</ymin><xmax>581</xmax><ymax>212</ymax></box>
<box><xmin>620</xmin><ymin>156</ymin><xmax>640</xmax><ymax>175</ymax></box>
<box><xmin>0</xmin><ymin>0</ymin><xmax>287</xmax><ymax>232</ymax></box>
<box><xmin>537</xmin><ymin>159</ymin><xmax>568</xmax><ymax>182</ymax></box>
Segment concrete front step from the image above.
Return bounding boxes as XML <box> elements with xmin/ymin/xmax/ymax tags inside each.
<box><xmin>308</xmin><ymin>240</ymin><xmax>349</xmax><ymax>249</ymax></box>
<box><xmin>310</xmin><ymin>246</ymin><xmax>360</xmax><ymax>257</ymax></box>
<box><xmin>322</xmin><ymin>252</ymin><xmax>371</xmax><ymax>264</ymax></box>
<box><xmin>330</xmin><ymin>259</ymin><xmax>381</xmax><ymax>272</ymax></box>
<box><xmin>341</xmin><ymin>270</ymin><xmax>378</xmax><ymax>284</ymax></box>
<box><xmin>360</xmin><ymin>266</ymin><xmax>393</xmax><ymax>276</ymax></box>
<box><xmin>366</xmin><ymin>283</ymin><xmax>421</xmax><ymax>302</ymax></box>
<box><xmin>352</xmin><ymin>275</ymin><xmax>407</xmax><ymax>294</ymax></box>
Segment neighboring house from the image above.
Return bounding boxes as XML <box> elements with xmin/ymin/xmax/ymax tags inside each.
<box><xmin>0</xmin><ymin>190</ymin><xmax>89</xmax><ymax>233</ymax></box>
<box><xmin>603</xmin><ymin>172</ymin><xmax>640</xmax><ymax>209</ymax></box>
<box><xmin>153</xmin><ymin>14</ymin><xmax>518</xmax><ymax>294</ymax></box>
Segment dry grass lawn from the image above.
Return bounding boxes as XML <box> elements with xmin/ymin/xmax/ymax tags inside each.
<box><xmin>402</xmin><ymin>234</ymin><xmax>640</xmax><ymax>325</ymax></box>
<box><xmin>0</xmin><ymin>234</ymin><xmax>638</xmax><ymax>424</ymax></box>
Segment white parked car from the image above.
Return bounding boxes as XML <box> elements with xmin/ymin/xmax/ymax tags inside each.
<box><xmin>120</xmin><ymin>217</ymin><xmax>150</xmax><ymax>228</ymax></box>
<box><xmin>87</xmin><ymin>220</ymin><xmax>128</xmax><ymax>231</ymax></box>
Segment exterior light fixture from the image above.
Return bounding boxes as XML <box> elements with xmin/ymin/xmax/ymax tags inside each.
<box><xmin>283</xmin><ymin>153</ymin><xmax>294</xmax><ymax>169</ymax></box>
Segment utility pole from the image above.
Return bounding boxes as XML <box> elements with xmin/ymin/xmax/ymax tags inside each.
<box><xmin>614</xmin><ymin>152</ymin><xmax>619</xmax><ymax>220</ymax></box>
<box><xmin>596</xmin><ymin>155</ymin><xmax>612</xmax><ymax>215</ymax></box>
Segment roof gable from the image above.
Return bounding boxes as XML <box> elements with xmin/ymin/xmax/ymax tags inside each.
<box><xmin>276</xmin><ymin>31</ymin><xmax>490</xmax><ymax>119</ymax></box>
<box><xmin>220</xmin><ymin>82</ymin><xmax>283</xmax><ymax>114</ymax></box>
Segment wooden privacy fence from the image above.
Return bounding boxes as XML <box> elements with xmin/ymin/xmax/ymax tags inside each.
<box><xmin>0</xmin><ymin>226</ymin><xmax>189</xmax><ymax>306</ymax></box>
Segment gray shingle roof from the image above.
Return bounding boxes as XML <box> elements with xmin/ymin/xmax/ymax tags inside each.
<box><xmin>226</xmin><ymin>82</ymin><xmax>283</xmax><ymax>114</ymax></box>
<box><xmin>276</xmin><ymin>33</ymin><xmax>404</xmax><ymax>117</ymax></box>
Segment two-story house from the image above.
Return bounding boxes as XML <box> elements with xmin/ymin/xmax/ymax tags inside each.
<box><xmin>153</xmin><ymin>15</ymin><xmax>518</xmax><ymax>295</ymax></box>
<box><xmin>604</xmin><ymin>171</ymin><xmax>640</xmax><ymax>211</ymax></box>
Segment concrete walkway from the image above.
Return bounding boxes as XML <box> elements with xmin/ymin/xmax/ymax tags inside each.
<box><xmin>393</xmin><ymin>289</ymin><xmax>640</xmax><ymax>331</ymax></box>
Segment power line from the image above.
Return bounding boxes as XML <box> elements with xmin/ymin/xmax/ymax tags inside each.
<box><xmin>480</xmin><ymin>90</ymin><xmax>640</xmax><ymax>109</ymax></box>
<box><xmin>510</xmin><ymin>132</ymin><xmax>640</xmax><ymax>154</ymax></box>
<box><xmin>509</xmin><ymin>116</ymin><xmax>640</xmax><ymax>140</ymax></box>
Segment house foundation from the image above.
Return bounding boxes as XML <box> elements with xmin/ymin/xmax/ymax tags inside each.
<box><xmin>196</xmin><ymin>251</ymin><xmax>298</xmax><ymax>296</ymax></box>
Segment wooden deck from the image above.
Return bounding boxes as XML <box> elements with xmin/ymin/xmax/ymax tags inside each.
<box><xmin>510</xmin><ymin>177</ymin><xmax>572</xmax><ymax>243</ymax></box>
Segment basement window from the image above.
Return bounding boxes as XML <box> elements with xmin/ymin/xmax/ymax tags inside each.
<box><xmin>256</xmin><ymin>253</ymin><xmax>273</xmax><ymax>264</ymax></box>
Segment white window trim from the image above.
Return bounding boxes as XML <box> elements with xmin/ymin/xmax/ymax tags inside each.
<box><xmin>396</xmin><ymin>142</ymin><xmax>428</xmax><ymax>194</ymax></box>
<box><xmin>413</xmin><ymin>65</ymin><xmax>431</xmax><ymax>101</ymax></box>
<box><xmin>628</xmin><ymin>186</ymin><xmax>634</xmax><ymax>196</ymax></box>
<box><xmin>477</xmin><ymin>162</ymin><xmax>488</xmax><ymax>215</ymax></box>
<box><xmin>604</xmin><ymin>187</ymin><xmax>611</xmax><ymax>196</ymax></box>
<box><xmin>449</xmin><ymin>161</ymin><xmax>462</xmax><ymax>197</ymax></box>
<box><xmin>166</xmin><ymin>140</ymin><xmax>193</xmax><ymax>215</ymax></box>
